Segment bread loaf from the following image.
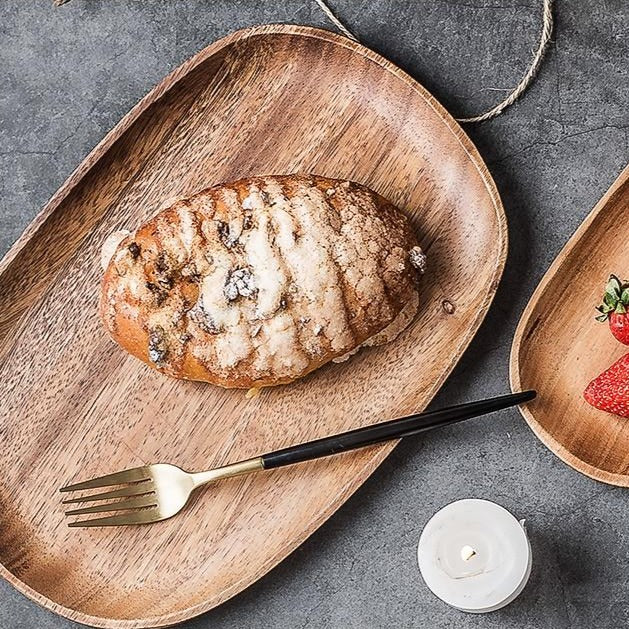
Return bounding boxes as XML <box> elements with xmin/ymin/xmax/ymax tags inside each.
<box><xmin>99</xmin><ymin>174</ymin><xmax>425</xmax><ymax>388</ymax></box>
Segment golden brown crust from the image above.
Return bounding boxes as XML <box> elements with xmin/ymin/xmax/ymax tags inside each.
<box><xmin>99</xmin><ymin>174</ymin><xmax>424</xmax><ymax>388</ymax></box>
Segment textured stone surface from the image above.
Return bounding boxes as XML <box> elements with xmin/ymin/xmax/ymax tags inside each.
<box><xmin>0</xmin><ymin>1</ymin><xmax>627</xmax><ymax>627</ymax></box>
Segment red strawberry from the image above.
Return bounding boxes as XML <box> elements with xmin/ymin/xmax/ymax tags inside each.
<box><xmin>584</xmin><ymin>353</ymin><xmax>629</xmax><ymax>418</ymax></box>
<box><xmin>595</xmin><ymin>274</ymin><xmax>629</xmax><ymax>345</ymax></box>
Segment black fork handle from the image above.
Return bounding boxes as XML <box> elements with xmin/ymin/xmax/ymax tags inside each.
<box><xmin>261</xmin><ymin>390</ymin><xmax>536</xmax><ymax>470</ymax></box>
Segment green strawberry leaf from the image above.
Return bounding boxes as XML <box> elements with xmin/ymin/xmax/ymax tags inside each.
<box><xmin>621</xmin><ymin>288</ymin><xmax>629</xmax><ymax>305</ymax></box>
<box><xmin>604</xmin><ymin>292</ymin><xmax>617</xmax><ymax>308</ymax></box>
<box><xmin>605</xmin><ymin>278</ymin><xmax>621</xmax><ymax>300</ymax></box>
<box><xmin>595</xmin><ymin>314</ymin><xmax>609</xmax><ymax>322</ymax></box>
<box><xmin>616</xmin><ymin>302</ymin><xmax>627</xmax><ymax>314</ymax></box>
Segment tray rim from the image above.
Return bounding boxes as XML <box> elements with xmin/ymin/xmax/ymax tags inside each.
<box><xmin>509</xmin><ymin>163</ymin><xmax>629</xmax><ymax>487</ymax></box>
<box><xmin>0</xmin><ymin>23</ymin><xmax>508</xmax><ymax>628</ymax></box>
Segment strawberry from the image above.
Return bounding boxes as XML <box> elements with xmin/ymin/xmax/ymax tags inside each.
<box><xmin>595</xmin><ymin>274</ymin><xmax>629</xmax><ymax>345</ymax></box>
<box><xmin>584</xmin><ymin>353</ymin><xmax>629</xmax><ymax>418</ymax></box>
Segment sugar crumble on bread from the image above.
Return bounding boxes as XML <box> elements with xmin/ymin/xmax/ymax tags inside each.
<box><xmin>224</xmin><ymin>267</ymin><xmax>257</xmax><ymax>301</ymax></box>
<box><xmin>409</xmin><ymin>246</ymin><xmax>427</xmax><ymax>274</ymax></box>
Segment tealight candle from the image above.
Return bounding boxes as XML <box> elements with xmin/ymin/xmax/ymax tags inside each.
<box><xmin>417</xmin><ymin>499</ymin><xmax>531</xmax><ymax>613</ymax></box>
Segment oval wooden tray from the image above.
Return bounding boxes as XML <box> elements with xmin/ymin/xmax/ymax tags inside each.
<box><xmin>511</xmin><ymin>164</ymin><xmax>629</xmax><ymax>486</ymax></box>
<box><xmin>0</xmin><ymin>25</ymin><xmax>506</xmax><ymax>628</ymax></box>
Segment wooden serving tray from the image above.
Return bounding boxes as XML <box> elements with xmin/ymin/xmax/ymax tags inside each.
<box><xmin>511</xmin><ymin>164</ymin><xmax>629</xmax><ymax>486</ymax></box>
<box><xmin>0</xmin><ymin>25</ymin><xmax>506</xmax><ymax>627</ymax></box>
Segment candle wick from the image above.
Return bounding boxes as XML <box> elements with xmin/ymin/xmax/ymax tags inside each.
<box><xmin>460</xmin><ymin>545</ymin><xmax>477</xmax><ymax>561</ymax></box>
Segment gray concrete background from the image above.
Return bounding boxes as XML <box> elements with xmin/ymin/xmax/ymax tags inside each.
<box><xmin>0</xmin><ymin>1</ymin><xmax>627</xmax><ymax>627</ymax></box>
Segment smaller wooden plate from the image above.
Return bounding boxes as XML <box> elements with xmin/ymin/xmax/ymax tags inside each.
<box><xmin>510</xmin><ymin>164</ymin><xmax>629</xmax><ymax>486</ymax></box>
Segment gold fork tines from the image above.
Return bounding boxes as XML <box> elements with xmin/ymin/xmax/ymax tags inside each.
<box><xmin>61</xmin><ymin>483</ymin><xmax>154</xmax><ymax>505</ymax></box>
<box><xmin>60</xmin><ymin>459</ymin><xmax>263</xmax><ymax>527</ymax></box>
<box><xmin>66</xmin><ymin>509</ymin><xmax>166</xmax><ymax>528</ymax></box>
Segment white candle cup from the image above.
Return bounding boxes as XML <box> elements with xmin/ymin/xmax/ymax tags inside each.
<box><xmin>417</xmin><ymin>499</ymin><xmax>532</xmax><ymax>613</ymax></box>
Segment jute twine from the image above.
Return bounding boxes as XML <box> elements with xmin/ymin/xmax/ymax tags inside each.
<box><xmin>53</xmin><ymin>0</ymin><xmax>553</xmax><ymax>123</ymax></box>
<box><xmin>315</xmin><ymin>0</ymin><xmax>554</xmax><ymax>123</ymax></box>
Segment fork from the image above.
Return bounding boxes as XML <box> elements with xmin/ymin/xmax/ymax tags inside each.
<box><xmin>60</xmin><ymin>390</ymin><xmax>535</xmax><ymax>527</ymax></box>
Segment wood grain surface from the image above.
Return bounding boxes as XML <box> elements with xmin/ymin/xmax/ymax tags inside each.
<box><xmin>0</xmin><ymin>25</ymin><xmax>506</xmax><ymax>628</ymax></box>
<box><xmin>511</xmin><ymin>163</ymin><xmax>629</xmax><ymax>486</ymax></box>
